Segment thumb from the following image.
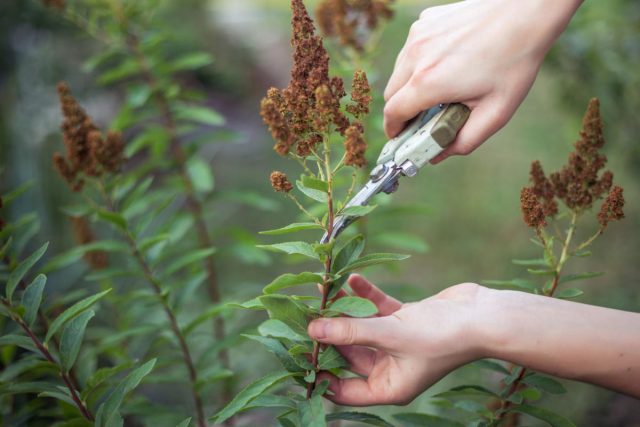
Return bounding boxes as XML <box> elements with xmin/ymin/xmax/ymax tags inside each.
<box><xmin>308</xmin><ymin>317</ymin><xmax>398</xmax><ymax>350</ymax></box>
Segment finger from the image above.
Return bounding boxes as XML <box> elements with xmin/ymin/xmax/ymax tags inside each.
<box><xmin>308</xmin><ymin>316</ymin><xmax>398</xmax><ymax>350</ymax></box>
<box><xmin>334</xmin><ymin>344</ymin><xmax>377</xmax><ymax>376</ymax></box>
<box><xmin>383</xmin><ymin>73</ymin><xmax>455</xmax><ymax>138</ymax></box>
<box><xmin>318</xmin><ymin>372</ymin><xmax>409</xmax><ymax>406</ymax></box>
<box><xmin>348</xmin><ymin>274</ymin><xmax>402</xmax><ymax>316</ymax></box>
<box><xmin>430</xmin><ymin>101</ymin><xmax>509</xmax><ymax>164</ymax></box>
<box><xmin>383</xmin><ymin>48</ymin><xmax>412</xmax><ymax>102</ymax></box>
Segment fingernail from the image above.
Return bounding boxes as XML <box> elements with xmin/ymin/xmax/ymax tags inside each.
<box><xmin>309</xmin><ymin>319</ymin><xmax>329</xmax><ymax>340</ymax></box>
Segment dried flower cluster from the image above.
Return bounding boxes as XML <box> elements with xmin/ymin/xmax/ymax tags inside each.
<box><xmin>53</xmin><ymin>82</ymin><xmax>124</xmax><ymax>191</ymax></box>
<box><xmin>71</xmin><ymin>217</ymin><xmax>108</xmax><ymax>270</ymax></box>
<box><xmin>270</xmin><ymin>171</ymin><xmax>293</xmax><ymax>193</ymax></box>
<box><xmin>521</xmin><ymin>99</ymin><xmax>624</xmax><ymax>229</ymax></box>
<box><xmin>315</xmin><ymin>0</ymin><xmax>394</xmax><ymax>51</ymax></box>
<box><xmin>260</xmin><ymin>0</ymin><xmax>371</xmax><ymax>168</ymax></box>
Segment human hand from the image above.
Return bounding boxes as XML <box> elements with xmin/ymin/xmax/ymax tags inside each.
<box><xmin>308</xmin><ymin>275</ymin><xmax>489</xmax><ymax>405</ymax></box>
<box><xmin>383</xmin><ymin>0</ymin><xmax>583</xmax><ymax>163</ymax></box>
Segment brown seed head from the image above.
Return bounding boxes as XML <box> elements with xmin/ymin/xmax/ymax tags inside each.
<box><xmin>346</xmin><ymin>70</ymin><xmax>372</xmax><ymax>119</ymax></box>
<box><xmin>270</xmin><ymin>171</ymin><xmax>294</xmax><ymax>193</ymax></box>
<box><xmin>315</xmin><ymin>0</ymin><xmax>394</xmax><ymax>51</ymax></box>
<box><xmin>529</xmin><ymin>160</ymin><xmax>557</xmax><ymax>217</ymax></box>
<box><xmin>344</xmin><ymin>122</ymin><xmax>367</xmax><ymax>168</ymax></box>
<box><xmin>598</xmin><ymin>186</ymin><xmax>625</xmax><ymax>229</ymax></box>
<box><xmin>520</xmin><ymin>187</ymin><xmax>546</xmax><ymax>229</ymax></box>
<box><xmin>549</xmin><ymin>98</ymin><xmax>614</xmax><ymax>211</ymax></box>
<box><xmin>54</xmin><ymin>82</ymin><xmax>125</xmax><ymax>190</ymax></box>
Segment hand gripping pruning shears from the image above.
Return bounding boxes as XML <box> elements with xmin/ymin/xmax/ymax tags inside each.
<box><xmin>320</xmin><ymin>103</ymin><xmax>471</xmax><ymax>244</ymax></box>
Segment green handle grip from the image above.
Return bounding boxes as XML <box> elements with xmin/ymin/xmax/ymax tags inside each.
<box><xmin>431</xmin><ymin>103</ymin><xmax>471</xmax><ymax>148</ymax></box>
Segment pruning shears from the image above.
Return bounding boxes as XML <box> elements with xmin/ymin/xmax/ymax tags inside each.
<box><xmin>321</xmin><ymin>103</ymin><xmax>471</xmax><ymax>244</ymax></box>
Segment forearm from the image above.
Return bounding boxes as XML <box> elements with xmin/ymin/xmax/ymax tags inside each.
<box><xmin>478</xmin><ymin>289</ymin><xmax>640</xmax><ymax>397</ymax></box>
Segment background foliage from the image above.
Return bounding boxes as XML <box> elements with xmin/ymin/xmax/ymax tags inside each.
<box><xmin>0</xmin><ymin>0</ymin><xmax>638</xmax><ymax>426</ymax></box>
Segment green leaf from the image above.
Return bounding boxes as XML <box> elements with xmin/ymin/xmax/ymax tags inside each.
<box><xmin>174</xmin><ymin>105</ymin><xmax>225</xmax><ymax>126</ymax></box>
<box><xmin>41</xmin><ymin>240</ymin><xmax>128</xmax><ymax>273</ymax></box>
<box><xmin>482</xmin><ymin>279</ymin><xmax>538</xmax><ymax>292</ymax></box>
<box><xmin>183</xmin><ymin>304</ymin><xmax>227</xmax><ymax>336</ymax></box>
<box><xmin>338</xmin><ymin>253</ymin><xmax>409</xmax><ymax>275</ymax></box>
<box><xmin>472</xmin><ymin>359</ymin><xmax>509</xmax><ymax>375</ymax></box>
<box><xmin>2</xmin><ymin>182</ymin><xmax>33</xmax><ymax>206</ymax></box>
<box><xmin>0</xmin><ymin>358</ymin><xmax>54</xmax><ymax>382</ymax></box>
<box><xmin>95</xmin><ymin>359</ymin><xmax>156</xmax><ymax>427</ymax></box>
<box><xmin>341</xmin><ymin>205</ymin><xmax>376</xmax><ymax>217</ymax></box>
<box><xmin>264</xmin><ymin>272</ymin><xmax>324</xmax><ymax>294</ymax></box>
<box><xmin>301</xmin><ymin>176</ymin><xmax>329</xmax><ymax>192</ymax></box>
<box><xmin>509</xmin><ymin>404</ymin><xmax>575</xmax><ymax>427</ymax></box>
<box><xmin>326</xmin><ymin>412</ymin><xmax>394</xmax><ymax>427</ymax></box>
<box><xmin>60</xmin><ymin>310</ymin><xmax>95</xmax><ymax>372</ymax></box>
<box><xmin>527</xmin><ymin>268</ymin><xmax>557</xmax><ymax>276</ymax></box>
<box><xmin>243</xmin><ymin>335</ymin><xmax>303</xmax><ymax>372</ymax></box>
<box><xmin>260</xmin><ymin>222</ymin><xmax>323</xmax><ymax>235</ymax></box>
<box><xmin>260</xmin><ymin>295</ymin><xmax>312</xmax><ymax>336</ymax></box>
<box><xmin>325</xmin><ymin>296</ymin><xmax>378</xmax><ymax>318</ymax></box>
<box><xmin>163</xmin><ymin>247</ymin><xmax>216</xmax><ymax>276</ymax></box>
<box><xmin>296</xmin><ymin>180</ymin><xmax>328</xmax><ymax>203</ymax></box>
<box><xmin>257</xmin><ymin>242</ymin><xmax>319</xmax><ymax>260</ymax></box>
<box><xmin>258</xmin><ymin>318</ymin><xmax>308</xmax><ymax>342</ymax></box>
<box><xmin>318</xmin><ymin>346</ymin><xmax>348</xmax><ymax>370</ymax></box>
<box><xmin>453</xmin><ymin>400</ymin><xmax>492</xmax><ymax>417</ymax></box>
<box><xmin>226</xmin><ymin>297</ymin><xmax>264</xmax><ymax>310</ymax></box>
<box><xmin>512</xmin><ymin>258</ymin><xmax>550</xmax><ymax>267</ymax></box>
<box><xmin>170</xmin><ymin>52</ymin><xmax>214</xmax><ymax>71</ymax></box>
<box><xmin>393</xmin><ymin>413</ymin><xmax>464</xmax><ymax>427</ymax></box>
<box><xmin>85</xmin><ymin>363</ymin><xmax>134</xmax><ymax>392</ymax></box>
<box><xmin>559</xmin><ymin>272</ymin><xmax>603</xmax><ymax>284</ymax></box>
<box><xmin>555</xmin><ymin>288</ymin><xmax>584</xmax><ymax>299</ymax></box>
<box><xmin>97</xmin><ymin>210</ymin><xmax>127</xmax><ymax>231</ymax></box>
<box><xmin>0</xmin><ymin>381</ymin><xmax>61</xmax><ymax>397</ymax></box>
<box><xmin>434</xmin><ymin>384</ymin><xmax>498</xmax><ymax>399</ymax></box>
<box><xmin>522</xmin><ymin>374</ymin><xmax>567</xmax><ymax>394</ymax></box>
<box><xmin>186</xmin><ymin>157</ymin><xmax>214</xmax><ymax>194</ymax></box>
<box><xmin>244</xmin><ymin>394</ymin><xmax>296</xmax><ymax>411</ymax></box>
<box><xmin>0</xmin><ymin>334</ymin><xmax>38</xmax><ymax>352</ymax></box>
<box><xmin>297</xmin><ymin>394</ymin><xmax>326</xmax><ymax>427</ymax></box>
<box><xmin>97</xmin><ymin>59</ymin><xmax>139</xmax><ymax>85</ymax></box>
<box><xmin>45</xmin><ymin>289</ymin><xmax>111</xmax><ymax>344</ymax></box>
<box><xmin>331</xmin><ymin>234</ymin><xmax>365</xmax><ymax>274</ymax></box>
<box><xmin>21</xmin><ymin>274</ymin><xmax>46</xmax><ymax>327</ymax></box>
<box><xmin>211</xmin><ymin>371</ymin><xmax>293</xmax><ymax>424</ymax></box>
<box><xmin>127</xmin><ymin>84</ymin><xmax>152</xmax><ymax>108</ymax></box>
<box><xmin>6</xmin><ymin>242</ymin><xmax>48</xmax><ymax>303</ymax></box>
<box><xmin>176</xmin><ymin>418</ymin><xmax>192</xmax><ymax>427</ymax></box>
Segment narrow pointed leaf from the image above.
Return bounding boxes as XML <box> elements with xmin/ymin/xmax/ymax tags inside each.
<box><xmin>211</xmin><ymin>371</ymin><xmax>293</xmax><ymax>424</ymax></box>
<box><xmin>258</xmin><ymin>319</ymin><xmax>308</xmax><ymax>342</ymax></box>
<box><xmin>163</xmin><ymin>247</ymin><xmax>216</xmax><ymax>276</ymax></box>
<box><xmin>393</xmin><ymin>413</ymin><xmax>463</xmax><ymax>427</ymax></box>
<box><xmin>243</xmin><ymin>335</ymin><xmax>303</xmax><ymax>372</ymax></box>
<box><xmin>21</xmin><ymin>274</ymin><xmax>46</xmax><ymax>327</ymax></box>
<box><xmin>297</xmin><ymin>394</ymin><xmax>326</xmax><ymax>427</ymax></box>
<box><xmin>559</xmin><ymin>272</ymin><xmax>603</xmax><ymax>284</ymax></box>
<box><xmin>60</xmin><ymin>310</ymin><xmax>95</xmax><ymax>372</ymax></box>
<box><xmin>7</xmin><ymin>242</ymin><xmax>48</xmax><ymax>303</ymax></box>
<box><xmin>555</xmin><ymin>288</ymin><xmax>584</xmax><ymax>299</ymax></box>
<box><xmin>338</xmin><ymin>253</ymin><xmax>409</xmax><ymax>275</ymax></box>
<box><xmin>318</xmin><ymin>346</ymin><xmax>348</xmax><ymax>370</ymax></box>
<box><xmin>482</xmin><ymin>279</ymin><xmax>538</xmax><ymax>292</ymax></box>
<box><xmin>45</xmin><ymin>289</ymin><xmax>111</xmax><ymax>344</ymax></box>
<box><xmin>522</xmin><ymin>374</ymin><xmax>567</xmax><ymax>394</ymax></box>
<box><xmin>509</xmin><ymin>404</ymin><xmax>575</xmax><ymax>427</ymax></box>
<box><xmin>175</xmin><ymin>105</ymin><xmax>225</xmax><ymax>126</ymax></box>
<box><xmin>257</xmin><ymin>242</ymin><xmax>319</xmax><ymax>260</ymax></box>
<box><xmin>296</xmin><ymin>180</ymin><xmax>328</xmax><ymax>203</ymax></box>
<box><xmin>264</xmin><ymin>272</ymin><xmax>324</xmax><ymax>294</ymax></box>
<box><xmin>326</xmin><ymin>412</ymin><xmax>394</xmax><ymax>427</ymax></box>
<box><xmin>340</xmin><ymin>205</ymin><xmax>376</xmax><ymax>217</ymax></box>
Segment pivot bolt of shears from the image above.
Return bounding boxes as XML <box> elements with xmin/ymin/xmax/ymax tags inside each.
<box><xmin>370</xmin><ymin>164</ymin><xmax>388</xmax><ymax>182</ymax></box>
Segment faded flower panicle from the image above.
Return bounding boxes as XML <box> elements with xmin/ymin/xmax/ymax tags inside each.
<box><xmin>270</xmin><ymin>171</ymin><xmax>294</xmax><ymax>193</ymax></box>
<box><xmin>598</xmin><ymin>186</ymin><xmax>625</xmax><ymax>229</ymax></box>
<box><xmin>346</xmin><ymin>70</ymin><xmax>372</xmax><ymax>119</ymax></box>
<box><xmin>529</xmin><ymin>161</ymin><xmax>558</xmax><ymax>217</ymax></box>
<box><xmin>71</xmin><ymin>217</ymin><xmax>108</xmax><ymax>270</ymax></box>
<box><xmin>54</xmin><ymin>82</ymin><xmax>124</xmax><ymax>191</ymax></box>
<box><xmin>520</xmin><ymin>187</ymin><xmax>546</xmax><ymax>229</ymax></box>
<box><xmin>316</xmin><ymin>0</ymin><xmax>394</xmax><ymax>51</ymax></box>
<box><xmin>549</xmin><ymin>98</ymin><xmax>613</xmax><ymax>211</ymax></box>
<box><xmin>344</xmin><ymin>123</ymin><xmax>367</xmax><ymax>168</ymax></box>
<box><xmin>260</xmin><ymin>0</ymin><xmax>370</xmax><ymax>161</ymax></box>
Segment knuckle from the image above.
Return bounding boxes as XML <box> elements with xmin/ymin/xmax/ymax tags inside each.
<box><xmin>337</xmin><ymin>320</ymin><xmax>357</xmax><ymax>345</ymax></box>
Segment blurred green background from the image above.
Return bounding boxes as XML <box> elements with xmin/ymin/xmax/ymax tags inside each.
<box><xmin>1</xmin><ymin>0</ymin><xmax>638</xmax><ymax>425</ymax></box>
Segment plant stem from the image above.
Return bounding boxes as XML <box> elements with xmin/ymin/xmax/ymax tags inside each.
<box><xmin>2</xmin><ymin>299</ymin><xmax>94</xmax><ymax>422</ymax></box>
<box><xmin>307</xmin><ymin>143</ymin><xmax>336</xmax><ymax>399</ymax></box>
<box><xmin>97</xmin><ymin>182</ymin><xmax>208</xmax><ymax>427</ymax></box>
<box><xmin>497</xmin><ymin>212</ymin><xmax>579</xmax><ymax>420</ymax></box>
